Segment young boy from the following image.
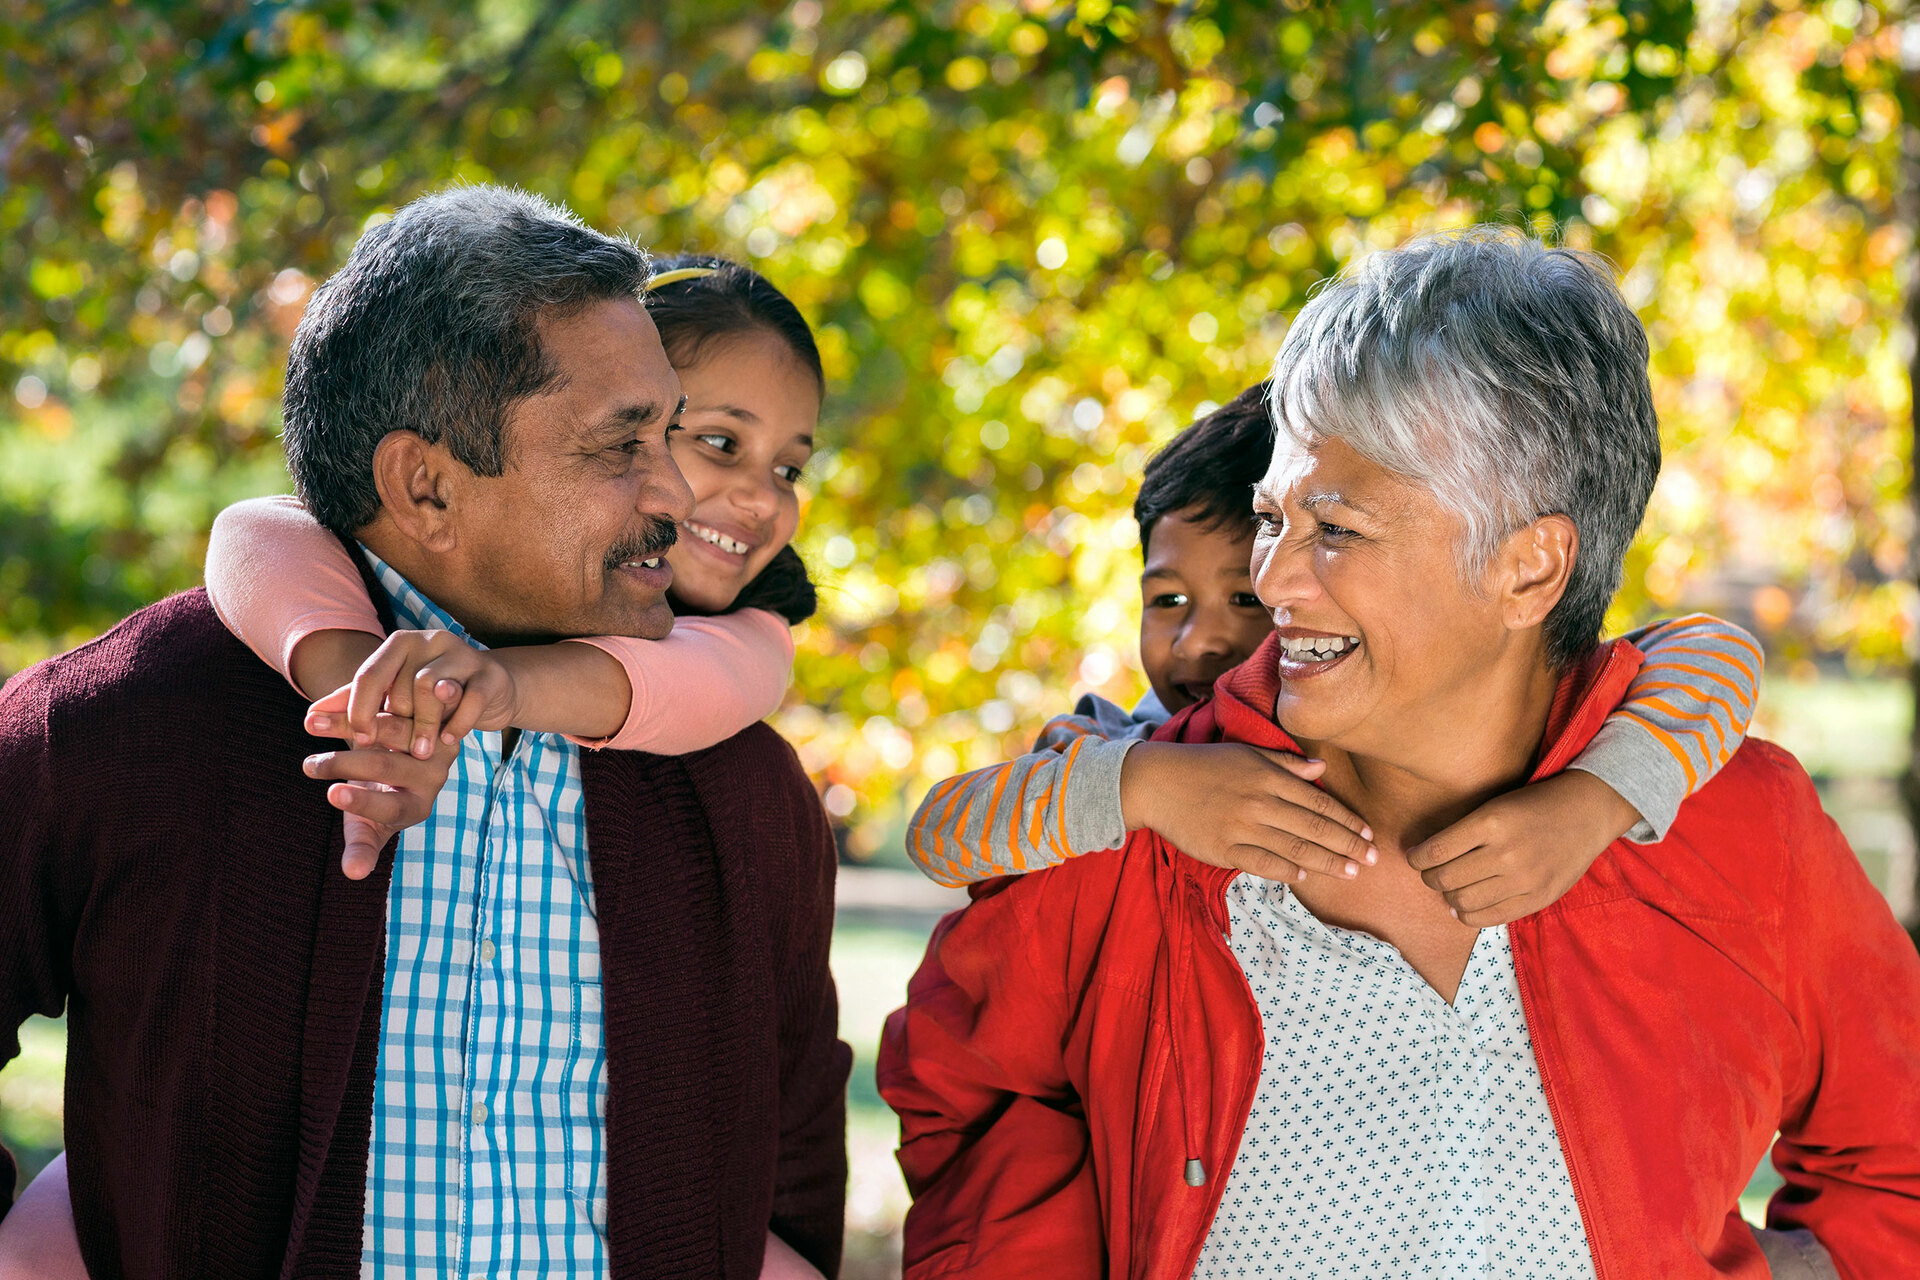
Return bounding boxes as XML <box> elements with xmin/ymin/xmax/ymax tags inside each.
<box><xmin>908</xmin><ymin>382</ymin><xmax>1763</xmax><ymax>925</ymax></box>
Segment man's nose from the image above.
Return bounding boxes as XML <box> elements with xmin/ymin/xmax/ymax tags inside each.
<box><xmin>643</xmin><ymin>450</ymin><xmax>696</xmax><ymax>525</ymax></box>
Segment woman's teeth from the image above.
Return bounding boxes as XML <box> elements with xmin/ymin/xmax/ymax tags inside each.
<box><xmin>1280</xmin><ymin>634</ymin><xmax>1360</xmax><ymax>661</ymax></box>
<box><xmin>686</xmin><ymin>521</ymin><xmax>750</xmax><ymax>556</ymax></box>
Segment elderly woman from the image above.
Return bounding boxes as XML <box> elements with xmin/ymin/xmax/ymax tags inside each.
<box><xmin>879</xmin><ymin>230</ymin><xmax>1920</xmax><ymax>1280</ymax></box>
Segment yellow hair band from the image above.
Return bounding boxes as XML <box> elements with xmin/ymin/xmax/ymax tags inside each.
<box><xmin>644</xmin><ymin>266</ymin><xmax>720</xmax><ymax>290</ymax></box>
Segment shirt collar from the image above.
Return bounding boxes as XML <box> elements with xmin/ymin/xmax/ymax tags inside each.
<box><xmin>358</xmin><ymin>545</ymin><xmax>485</xmax><ymax>649</ymax></box>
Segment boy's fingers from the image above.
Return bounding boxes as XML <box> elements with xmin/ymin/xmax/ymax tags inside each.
<box><xmin>1250</xmin><ymin>829</ymin><xmax>1361</xmax><ymax>880</ymax></box>
<box><xmin>1419</xmin><ymin>845</ymin><xmax>1504</xmax><ymax>893</ymax></box>
<box><xmin>1444</xmin><ymin>880</ymin><xmax>1531</xmax><ymax>921</ymax></box>
<box><xmin>1223</xmin><ymin>846</ymin><xmax>1307</xmax><ymax>884</ymax></box>
<box><xmin>1406</xmin><ymin>824</ymin><xmax>1484</xmax><ymax>873</ymax></box>
<box><xmin>1264</xmin><ymin>769</ymin><xmax>1371</xmax><ymax>838</ymax></box>
<box><xmin>1258</xmin><ymin>803</ymin><xmax>1378</xmax><ymax>864</ymax></box>
<box><xmin>1454</xmin><ymin>896</ymin><xmax>1534</xmax><ymax>928</ymax></box>
<box><xmin>1259</xmin><ymin>749</ymin><xmax>1327</xmax><ymax>781</ymax></box>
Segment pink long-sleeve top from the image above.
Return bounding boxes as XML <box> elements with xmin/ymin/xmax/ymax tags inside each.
<box><xmin>203</xmin><ymin>496</ymin><xmax>794</xmax><ymax>754</ymax></box>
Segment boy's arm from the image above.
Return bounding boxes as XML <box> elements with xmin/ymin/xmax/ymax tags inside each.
<box><xmin>1573</xmin><ymin>612</ymin><xmax>1762</xmax><ymax>841</ymax></box>
<box><xmin>204</xmin><ymin>496</ymin><xmax>384</xmax><ymax>695</ymax></box>
<box><xmin>561</xmin><ymin>609</ymin><xmax>793</xmax><ymax>753</ymax></box>
<box><xmin>1411</xmin><ymin>614</ymin><xmax>1765</xmax><ymax>926</ymax></box>
<box><xmin>903</xmin><ymin>709</ymin><xmax>1144</xmax><ymax>887</ymax></box>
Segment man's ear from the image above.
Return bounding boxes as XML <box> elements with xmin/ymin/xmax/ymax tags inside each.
<box><xmin>369</xmin><ymin>431</ymin><xmax>460</xmax><ymax>553</ymax></box>
<box><xmin>1498</xmin><ymin>513</ymin><xmax>1577</xmax><ymax>632</ymax></box>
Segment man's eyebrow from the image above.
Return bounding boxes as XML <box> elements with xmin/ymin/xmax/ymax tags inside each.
<box><xmin>588</xmin><ymin>397</ymin><xmax>682</xmax><ymax>441</ymax></box>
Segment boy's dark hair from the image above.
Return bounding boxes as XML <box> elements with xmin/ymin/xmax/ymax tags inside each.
<box><xmin>646</xmin><ymin>254</ymin><xmax>823</xmax><ymax>626</ymax></box>
<box><xmin>284</xmin><ymin>185</ymin><xmax>650</xmax><ymax>533</ymax></box>
<box><xmin>644</xmin><ymin>254</ymin><xmax>825</xmax><ymax>395</ymax></box>
<box><xmin>1133</xmin><ymin>381</ymin><xmax>1276</xmax><ymax>554</ymax></box>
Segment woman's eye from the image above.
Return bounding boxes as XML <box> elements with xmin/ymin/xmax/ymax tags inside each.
<box><xmin>1317</xmin><ymin>521</ymin><xmax>1357</xmax><ymax>543</ymax></box>
<box><xmin>695</xmin><ymin>432</ymin><xmax>735</xmax><ymax>452</ymax></box>
<box><xmin>1147</xmin><ymin>592</ymin><xmax>1189</xmax><ymax>609</ymax></box>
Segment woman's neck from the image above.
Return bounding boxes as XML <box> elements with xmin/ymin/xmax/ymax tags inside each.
<box><xmin>1299</xmin><ymin>658</ymin><xmax>1561</xmax><ymax>852</ymax></box>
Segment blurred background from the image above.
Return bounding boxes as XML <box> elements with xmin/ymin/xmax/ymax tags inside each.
<box><xmin>3</xmin><ymin>0</ymin><xmax>1918</xmax><ymax>1272</ymax></box>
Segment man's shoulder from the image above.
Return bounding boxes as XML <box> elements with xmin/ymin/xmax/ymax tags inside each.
<box><xmin>4</xmin><ymin>589</ymin><xmax>279</xmax><ymax>727</ymax></box>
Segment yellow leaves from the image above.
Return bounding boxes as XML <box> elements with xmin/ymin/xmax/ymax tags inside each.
<box><xmin>945</xmin><ymin>56</ymin><xmax>988</xmax><ymax>91</ymax></box>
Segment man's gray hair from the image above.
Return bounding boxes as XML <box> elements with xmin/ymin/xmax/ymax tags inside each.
<box><xmin>1269</xmin><ymin>226</ymin><xmax>1661</xmax><ymax>668</ymax></box>
<box><xmin>283</xmin><ymin>184</ymin><xmax>651</xmax><ymax>532</ymax></box>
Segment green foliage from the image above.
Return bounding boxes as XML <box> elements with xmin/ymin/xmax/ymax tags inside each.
<box><xmin>0</xmin><ymin>0</ymin><xmax>1908</xmax><ymax>854</ymax></box>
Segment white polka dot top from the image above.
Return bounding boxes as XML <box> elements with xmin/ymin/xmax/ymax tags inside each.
<box><xmin>1192</xmin><ymin>874</ymin><xmax>1596</xmax><ymax>1280</ymax></box>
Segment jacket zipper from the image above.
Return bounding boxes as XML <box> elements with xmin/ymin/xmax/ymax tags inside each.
<box><xmin>1511</xmin><ymin>926</ymin><xmax>1608</xmax><ymax>1280</ymax></box>
<box><xmin>1159</xmin><ymin>874</ymin><xmax>1263</xmax><ymax>1280</ymax></box>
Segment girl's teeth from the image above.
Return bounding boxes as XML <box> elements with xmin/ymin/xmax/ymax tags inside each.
<box><xmin>687</xmin><ymin>522</ymin><xmax>749</xmax><ymax>555</ymax></box>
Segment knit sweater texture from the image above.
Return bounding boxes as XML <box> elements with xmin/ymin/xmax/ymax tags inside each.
<box><xmin>0</xmin><ymin>587</ymin><xmax>850</xmax><ymax>1279</ymax></box>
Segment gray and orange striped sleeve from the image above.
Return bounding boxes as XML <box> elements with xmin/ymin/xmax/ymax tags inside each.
<box><xmin>905</xmin><ymin>694</ymin><xmax>1162</xmax><ymax>887</ymax></box>
<box><xmin>1571</xmin><ymin>612</ymin><xmax>1764</xmax><ymax>842</ymax></box>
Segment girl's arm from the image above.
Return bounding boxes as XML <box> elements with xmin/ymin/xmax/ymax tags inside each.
<box><xmin>209</xmin><ymin>497</ymin><xmax>792</xmax><ymax>753</ymax></box>
<box><xmin>0</xmin><ymin>1153</ymin><xmax>85</xmax><ymax>1280</ymax></box>
<box><xmin>561</xmin><ymin>609</ymin><xmax>793</xmax><ymax>753</ymax></box>
<box><xmin>1573</xmin><ymin>612</ymin><xmax>1763</xmax><ymax>841</ymax></box>
<box><xmin>204</xmin><ymin>495</ymin><xmax>385</xmax><ymax>698</ymax></box>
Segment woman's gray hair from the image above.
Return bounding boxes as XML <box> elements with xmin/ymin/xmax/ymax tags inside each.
<box><xmin>1269</xmin><ymin>226</ymin><xmax>1661</xmax><ymax>668</ymax></box>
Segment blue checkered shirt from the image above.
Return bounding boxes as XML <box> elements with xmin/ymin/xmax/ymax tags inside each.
<box><xmin>360</xmin><ymin>551</ymin><xmax>608</xmax><ymax>1278</ymax></box>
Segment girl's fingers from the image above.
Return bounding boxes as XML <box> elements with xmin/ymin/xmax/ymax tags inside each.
<box><xmin>347</xmin><ymin>645</ymin><xmax>411</xmax><ymax>745</ymax></box>
<box><xmin>407</xmin><ymin>665</ymin><xmax>450</xmax><ymax>758</ymax></box>
<box><xmin>440</xmin><ymin>685</ymin><xmax>488</xmax><ymax>745</ymax></box>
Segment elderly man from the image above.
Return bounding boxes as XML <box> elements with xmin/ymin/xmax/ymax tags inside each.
<box><xmin>880</xmin><ymin>230</ymin><xmax>1920</xmax><ymax>1279</ymax></box>
<box><xmin>0</xmin><ymin>186</ymin><xmax>848</xmax><ymax>1278</ymax></box>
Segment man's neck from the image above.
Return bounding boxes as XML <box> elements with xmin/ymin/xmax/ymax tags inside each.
<box><xmin>356</xmin><ymin>522</ymin><xmax>505</xmax><ymax>645</ymax></box>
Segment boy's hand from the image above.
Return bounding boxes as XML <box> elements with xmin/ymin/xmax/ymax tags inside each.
<box><xmin>1406</xmin><ymin>768</ymin><xmax>1641</xmax><ymax>926</ymax></box>
<box><xmin>302</xmin><ymin>712</ymin><xmax>459</xmax><ymax>879</ymax></box>
<box><xmin>307</xmin><ymin>629</ymin><xmax>519</xmax><ymax>760</ymax></box>
<box><xmin>1121</xmin><ymin>741</ymin><xmax>1378</xmax><ymax>882</ymax></box>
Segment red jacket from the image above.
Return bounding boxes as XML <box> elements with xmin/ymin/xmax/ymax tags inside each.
<box><xmin>879</xmin><ymin>636</ymin><xmax>1920</xmax><ymax>1279</ymax></box>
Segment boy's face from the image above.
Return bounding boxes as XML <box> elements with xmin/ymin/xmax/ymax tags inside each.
<box><xmin>1139</xmin><ymin>509</ymin><xmax>1274</xmax><ymax>715</ymax></box>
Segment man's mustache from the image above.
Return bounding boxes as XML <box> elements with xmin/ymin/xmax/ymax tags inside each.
<box><xmin>604</xmin><ymin>516</ymin><xmax>679</xmax><ymax>571</ymax></box>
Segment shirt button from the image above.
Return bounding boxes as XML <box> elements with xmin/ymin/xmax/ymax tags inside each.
<box><xmin>479</xmin><ymin>940</ymin><xmax>496</xmax><ymax>963</ymax></box>
<box><xmin>472</xmin><ymin>1102</ymin><xmax>489</xmax><ymax>1125</ymax></box>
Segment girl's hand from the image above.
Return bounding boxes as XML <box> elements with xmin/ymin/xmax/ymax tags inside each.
<box><xmin>307</xmin><ymin>628</ymin><xmax>519</xmax><ymax>759</ymax></box>
<box><xmin>1121</xmin><ymin>741</ymin><xmax>1378</xmax><ymax>882</ymax></box>
<box><xmin>1406</xmin><ymin>768</ymin><xmax>1641</xmax><ymax>926</ymax></box>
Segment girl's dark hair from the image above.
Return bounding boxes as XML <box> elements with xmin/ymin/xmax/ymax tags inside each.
<box><xmin>647</xmin><ymin>254</ymin><xmax>822</xmax><ymax>625</ymax></box>
<box><xmin>644</xmin><ymin>253</ymin><xmax>825</xmax><ymax>394</ymax></box>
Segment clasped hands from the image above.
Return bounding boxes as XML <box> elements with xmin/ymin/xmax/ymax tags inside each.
<box><xmin>301</xmin><ymin>629</ymin><xmax>520</xmax><ymax>879</ymax></box>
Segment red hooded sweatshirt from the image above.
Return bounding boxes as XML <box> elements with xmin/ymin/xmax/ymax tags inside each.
<box><xmin>879</xmin><ymin>635</ymin><xmax>1920</xmax><ymax>1279</ymax></box>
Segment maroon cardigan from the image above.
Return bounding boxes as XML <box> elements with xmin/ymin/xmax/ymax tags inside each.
<box><xmin>0</xmin><ymin>588</ymin><xmax>850</xmax><ymax>1278</ymax></box>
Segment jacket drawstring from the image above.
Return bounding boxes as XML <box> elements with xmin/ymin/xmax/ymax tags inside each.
<box><xmin>1160</xmin><ymin>844</ymin><xmax>1207</xmax><ymax>1188</ymax></box>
